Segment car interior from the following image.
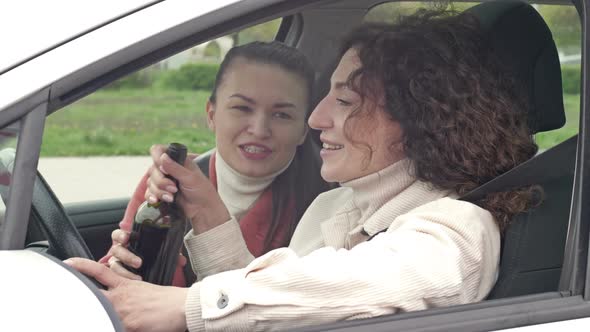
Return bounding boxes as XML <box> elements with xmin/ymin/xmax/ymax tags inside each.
<box><xmin>460</xmin><ymin>0</ymin><xmax>574</xmax><ymax>299</ymax></box>
<box><xmin>306</xmin><ymin>0</ymin><xmax>578</xmax><ymax>301</ymax></box>
<box><xmin>3</xmin><ymin>0</ymin><xmax>585</xmax><ymax>329</ymax></box>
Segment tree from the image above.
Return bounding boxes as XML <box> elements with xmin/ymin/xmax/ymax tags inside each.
<box><xmin>203</xmin><ymin>41</ymin><xmax>221</xmax><ymax>59</ymax></box>
<box><xmin>536</xmin><ymin>5</ymin><xmax>581</xmax><ymax>55</ymax></box>
<box><xmin>366</xmin><ymin>3</ymin><xmax>581</xmax><ymax>56</ymax></box>
<box><xmin>231</xmin><ymin>18</ymin><xmax>282</xmax><ymax>46</ymax></box>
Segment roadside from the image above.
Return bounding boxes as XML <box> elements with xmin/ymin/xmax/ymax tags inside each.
<box><xmin>37</xmin><ymin>156</ymin><xmax>152</xmax><ymax>204</ymax></box>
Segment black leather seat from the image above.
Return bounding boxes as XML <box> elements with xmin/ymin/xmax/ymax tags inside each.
<box><xmin>464</xmin><ymin>0</ymin><xmax>574</xmax><ymax>299</ymax></box>
<box><xmin>487</xmin><ymin>137</ymin><xmax>575</xmax><ymax>298</ymax></box>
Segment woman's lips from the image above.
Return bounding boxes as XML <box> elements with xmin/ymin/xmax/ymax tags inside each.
<box><xmin>239</xmin><ymin>143</ymin><xmax>272</xmax><ymax>160</ymax></box>
<box><xmin>319</xmin><ymin>141</ymin><xmax>344</xmax><ymax>158</ymax></box>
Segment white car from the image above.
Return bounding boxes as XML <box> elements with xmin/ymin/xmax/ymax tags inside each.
<box><xmin>0</xmin><ymin>0</ymin><xmax>588</xmax><ymax>331</ymax></box>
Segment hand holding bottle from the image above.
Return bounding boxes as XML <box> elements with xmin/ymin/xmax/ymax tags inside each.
<box><xmin>146</xmin><ymin>144</ymin><xmax>231</xmax><ymax>235</ymax></box>
<box><xmin>123</xmin><ymin>143</ymin><xmax>188</xmax><ymax>285</ymax></box>
<box><xmin>107</xmin><ymin>229</ymin><xmax>142</xmax><ymax>280</ymax></box>
<box><xmin>107</xmin><ymin>228</ymin><xmax>188</xmax><ymax>281</ymax></box>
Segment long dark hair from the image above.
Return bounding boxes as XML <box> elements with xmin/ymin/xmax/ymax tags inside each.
<box><xmin>210</xmin><ymin>41</ymin><xmax>331</xmax><ymax>251</ymax></box>
<box><xmin>339</xmin><ymin>10</ymin><xmax>539</xmax><ymax>231</ymax></box>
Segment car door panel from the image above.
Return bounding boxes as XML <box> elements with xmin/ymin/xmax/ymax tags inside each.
<box><xmin>65</xmin><ymin>198</ymin><xmax>127</xmax><ymax>259</ymax></box>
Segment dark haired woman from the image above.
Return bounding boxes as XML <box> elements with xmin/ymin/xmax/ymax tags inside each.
<box><xmin>71</xmin><ymin>10</ymin><xmax>539</xmax><ymax>331</ymax></box>
<box><xmin>100</xmin><ymin>41</ymin><xmax>331</xmax><ymax>285</ymax></box>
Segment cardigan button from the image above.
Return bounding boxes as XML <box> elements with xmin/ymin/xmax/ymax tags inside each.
<box><xmin>217</xmin><ymin>294</ymin><xmax>229</xmax><ymax>309</ymax></box>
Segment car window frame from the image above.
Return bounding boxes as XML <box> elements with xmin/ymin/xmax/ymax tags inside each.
<box><xmin>0</xmin><ymin>87</ymin><xmax>48</xmax><ymax>250</ymax></box>
<box><xmin>0</xmin><ymin>0</ymin><xmax>163</xmax><ymax>75</ymax></box>
<box><xmin>46</xmin><ymin>0</ymin><xmax>317</xmax><ymax>114</ymax></box>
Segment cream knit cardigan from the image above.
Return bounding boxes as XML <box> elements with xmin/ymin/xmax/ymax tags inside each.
<box><xmin>183</xmin><ymin>159</ymin><xmax>500</xmax><ymax>331</ymax></box>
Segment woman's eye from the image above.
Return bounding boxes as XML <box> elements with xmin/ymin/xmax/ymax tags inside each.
<box><xmin>232</xmin><ymin>105</ymin><xmax>252</xmax><ymax>112</ymax></box>
<box><xmin>336</xmin><ymin>98</ymin><xmax>352</xmax><ymax>107</ymax></box>
<box><xmin>273</xmin><ymin>112</ymin><xmax>293</xmax><ymax>120</ymax></box>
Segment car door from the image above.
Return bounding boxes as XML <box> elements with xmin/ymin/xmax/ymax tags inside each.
<box><xmin>3</xmin><ymin>0</ymin><xmax>589</xmax><ymax>330</ymax></box>
<box><xmin>292</xmin><ymin>0</ymin><xmax>590</xmax><ymax>330</ymax></box>
<box><xmin>35</xmin><ymin>18</ymin><xmax>290</xmax><ymax>260</ymax></box>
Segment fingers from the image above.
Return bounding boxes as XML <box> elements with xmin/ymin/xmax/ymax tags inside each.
<box><xmin>187</xmin><ymin>153</ymin><xmax>199</xmax><ymax>162</ymax></box>
<box><xmin>111</xmin><ymin>244</ymin><xmax>142</xmax><ymax>269</ymax></box>
<box><xmin>111</xmin><ymin>229</ymin><xmax>129</xmax><ymax>246</ymax></box>
<box><xmin>147</xmin><ymin>145</ymin><xmax>209</xmax><ymax>205</ymax></box>
<box><xmin>149</xmin><ymin>144</ymin><xmax>167</xmax><ymax>165</ymax></box>
<box><xmin>160</xmin><ymin>153</ymin><xmax>208</xmax><ymax>191</ymax></box>
<box><xmin>146</xmin><ymin>163</ymin><xmax>176</xmax><ymax>203</ymax></box>
<box><xmin>64</xmin><ymin>257</ymin><xmax>123</xmax><ymax>289</ymax></box>
<box><xmin>108</xmin><ymin>257</ymin><xmax>142</xmax><ymax>281</ymax></box>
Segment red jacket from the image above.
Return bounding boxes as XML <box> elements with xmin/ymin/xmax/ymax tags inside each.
<box><xmin>100</xmin><ymin>153</ymin><xmax>292</xmax><ymax>286</ymax></box>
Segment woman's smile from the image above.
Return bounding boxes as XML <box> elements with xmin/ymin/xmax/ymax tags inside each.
<box><xmin>239</xmin><ymin>143</ymin><xmax>273</xmax><ymax>160</ymax></box>
<box><xmin>208</xmin><ymin>59</ymin><xmax>308</xmax><ymax>177</ymax></box>
<box><xmin>319</xmin><ymin>140</ymin><xmax>344</xmax><ymax>158</ymax></box>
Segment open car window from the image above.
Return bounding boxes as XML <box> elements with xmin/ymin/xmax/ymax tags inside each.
<box><xmin>38</xmin><ymin>18</ymin><xmax>282</xmax><ymax>204</ymax></box>
<box><xmin>366</xmin><ymin>2</ymin><xmax>582</xmax><ymax>151</ymax></box>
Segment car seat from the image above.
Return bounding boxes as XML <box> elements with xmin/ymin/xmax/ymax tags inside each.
<box><xmin>464</xmin><ymin>0</ymin><xmax>574</xmax><ymax>299</ymax></box>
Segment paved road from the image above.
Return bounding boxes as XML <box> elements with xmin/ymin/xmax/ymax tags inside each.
<box><xmin>37</xmin><ymin>156</ymin><xmax>152</xmax><ymax>204</ymax></box>
<box><xmin>35</xmin><ymin>149</ymin><xmax>548</xmax><ymax>205</ymax></box>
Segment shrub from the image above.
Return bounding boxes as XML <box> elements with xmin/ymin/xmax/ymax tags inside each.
<box><xmin>158</xmin><ymin>63</ymin><xmax>220</xmax><ymax>91</ymax></box>
<box><xmin>105</xmin><ymin>71</ymin><xmax>156</xmax><ymax>90</ymax></box>
<box><xmin>561</xmin><ymin>64</ymin><xmax>581</xmax><ymax>95</ymax></box>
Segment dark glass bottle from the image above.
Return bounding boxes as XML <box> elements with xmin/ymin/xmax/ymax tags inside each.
<box><xmin>126</xmin><ymin>143</ymin><xmax>187</xmax><ymax>285</ymax></box>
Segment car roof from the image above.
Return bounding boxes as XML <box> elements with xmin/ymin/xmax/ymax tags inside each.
<box><xmin>0</xmin><ymin>0</ymin><xmax>243</xmax><ymax>111</ymax></box>
<box><xmin>0</xmin><ymin>0</ymin><xmax>158</xmax><ymax>74</ymax></box>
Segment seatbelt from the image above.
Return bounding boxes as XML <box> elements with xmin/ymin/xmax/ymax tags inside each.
<box><xmin>459</xmin><ymin>134</ymin><xmax>577</xmax><ymax>202</ymax></box>
<box><xmin>366</xmin><ymin>135</ymin><xmax>578</xmax><ymax>241</ymax></box>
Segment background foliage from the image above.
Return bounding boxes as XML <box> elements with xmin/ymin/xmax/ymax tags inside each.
<box><xmin>42</xmin><ymin>5</ymin><xmax>581</xmax><ymax>157</ymax></box>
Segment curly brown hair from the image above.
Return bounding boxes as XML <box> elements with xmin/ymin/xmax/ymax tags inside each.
<box><xmin>341</xmin><ymin>10</ymin><xmax>540</xmax><ymax>231</ymax></box>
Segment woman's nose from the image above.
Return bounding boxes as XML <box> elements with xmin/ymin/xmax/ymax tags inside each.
<box><xmin>308</xmin><ymin>96</ymin><xmax>332</xmax><ymax>130</ymax></box>
<box><xmin>247</xmin><ymin>113</ymin><xmax>271</xmax><ymax>138</ymax></box>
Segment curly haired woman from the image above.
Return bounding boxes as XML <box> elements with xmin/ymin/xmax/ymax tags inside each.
<box><xmin>69</xmin><ymin>10</ymin><xmax>539</xmax><ymax>331</ymax></box>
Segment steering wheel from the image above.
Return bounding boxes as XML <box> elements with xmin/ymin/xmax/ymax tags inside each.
<box><xmin>0</xmin><ymin>148</ymin><xmax>94</xmax><ymax>260</ymax></box>
<box><xmin>30</xmin><ymin>171</ymin><xmax>95</xmax><ymax>260</ymax></box>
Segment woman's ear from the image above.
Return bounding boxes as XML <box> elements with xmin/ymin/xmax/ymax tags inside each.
<box><xmin>206</xmin><ymin>100</ymin><xmax>216</xmax><ymax>131</ymax></box>
<box><xmin>388</xmin><ymin>136</ymin><xmax>406</xmax><ymax>162</ymax></box>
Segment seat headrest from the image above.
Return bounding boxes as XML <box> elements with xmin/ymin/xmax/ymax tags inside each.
<box><xmin>466</xmin><ymin>0</ymin><xmax>566</xmax><ymax>133</ymax></box>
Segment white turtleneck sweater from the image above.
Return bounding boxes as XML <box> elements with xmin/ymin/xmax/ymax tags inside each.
<box><xmin>215</xmin><ymin>150</ymin><xmax>291</xmax><ymax>220</ymax></box>
<box><xmin>215</xmin><ymin>151</ymin><xmax>290</xmax><ymax>221</ymax></box>
<box><xmin>184</xmin><ymin>159</ymin><xmax>500</xmax><ymax>331</ymax></box>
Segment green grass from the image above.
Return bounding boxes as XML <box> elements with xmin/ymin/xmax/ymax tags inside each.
<box><xmin>535</xmin><ymin>93</ymin><xmax>580</xmax><ymax>149</ymax></box>
<box><xmin>40</xmin><ymin>89</ymin><xmax>580</xmax><ymax>156</ymax></box>
<box><xmin>41</xmin><ymin>89</ymin><xmax>216</xmax><ymax>156</ymax></box>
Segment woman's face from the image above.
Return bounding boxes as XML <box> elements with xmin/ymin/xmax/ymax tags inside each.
<box><xmin>309</xmin><ymin>48</ymin><xmax>405</xmax><ymax>183</ymax></box>
<box><xmin>207</xmin><ymin>58</ymin><xmax>308</xmax><ymax>178</ymax></box>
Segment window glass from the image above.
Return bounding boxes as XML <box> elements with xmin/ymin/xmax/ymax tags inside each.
<box><xmin>39</xmin><ymin>19</ymin><xmax>282</xmax><ymax>203</ymax></box>
<box><xmin>365</xmin><ymin>2</ymin><xmax>581</xmax><ymax>150</ymax></box>
<box><xmin>533</xmin><ymin>4</ymin><xmax>581</xmax><ymax>149</ymax></box>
